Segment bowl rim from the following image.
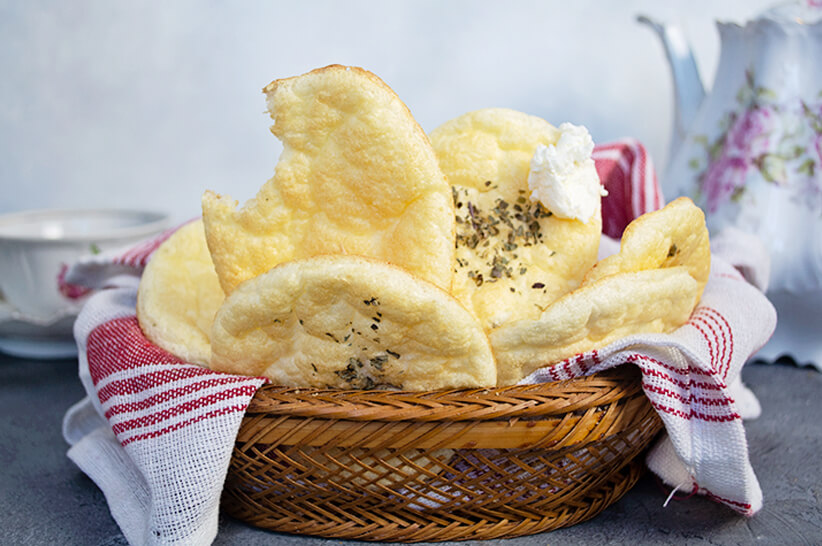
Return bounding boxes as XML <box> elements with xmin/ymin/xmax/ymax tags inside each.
<box><xmin>0</xmin><ymin>208</ymin><xmax>169</xmax><ymax>243</ymax></box>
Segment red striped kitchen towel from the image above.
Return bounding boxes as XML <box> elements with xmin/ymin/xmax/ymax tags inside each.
<box><xmin>63</xmin><ymin>273</ymin><xmax>265</xmax><ymax>545</ymax></box>
<box><xmin>62</xmin><ymin>139</ymin><xmax>775</xmax><ymax>546</ymax></box>
<box><xmin>593</xmin><ymin>138</ymin><xmax>663</xmax><ymax>239</ymax></box>
<box><xmin>520</xmin><ymin>248</ymin><xmax>773</xmax><ymax>515</ymax></box>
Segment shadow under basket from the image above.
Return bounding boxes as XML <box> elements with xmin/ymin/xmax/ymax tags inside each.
<box><xmin>222</xmin><ymin>366</ymin><xmax>663</xmax><ymax>542</ymax></box>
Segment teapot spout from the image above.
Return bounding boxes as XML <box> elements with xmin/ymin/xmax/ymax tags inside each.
<box><xmin>637</xmin><ymin>15</ymin><xmax>706</xmax><ymax>161</ymax></box>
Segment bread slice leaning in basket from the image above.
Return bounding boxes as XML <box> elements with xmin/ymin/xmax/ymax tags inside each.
<box><xmin>429</xmin><ymin>108</ymin><xmax>603</xmax><ymax>331</ymax></box>
<box><xmin>202</xmin><ymin>65</ymin><xmax>456</xmax><ymax>295</ymax></box>
<box><xmin>136</xmin><ymin>219</ymin><xmax>224</xmax><ymax>366</ymax></box>
<box><xmin>490</xmin><ymin>197</ymin><xmax>710</xmax><ymax>385</ymax></box>
<box><xmin>209</xmin><ymin>255</ymin><xmax>497</xmax><ymax>390</ymax></box>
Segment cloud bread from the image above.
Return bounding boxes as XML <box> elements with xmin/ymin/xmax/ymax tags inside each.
<box><xmin>490</xmin><ymin>198</ymin><xmax>709</xmax><ymax>385</ymax></box>
<box><xmin>137</xmin><ymin>220</ymin><xmax>224</xmax><ymax>365</ymax></box>
<box><xmin>429</xmin><ymin>108</ymin><xmax>602</xmax><ymax>330</ymax></box>
<box><xmin>490</xmin><ymin>267</ymin><xmax>699</xmax><ymax>385</ymax></box>
<box><xmin>583</xmin><ymin>197</ymin><xmax>711</xmax><ymax>299</ymax></box>
<box><xmin>209</xmin><ymin>255</ymin><xmax>496</xmax><ymax>391</ymax></box>
<box><xmin>202</xmin><ymin>65</ymin><xmax>455</xmax><ymax>294</ymax></box>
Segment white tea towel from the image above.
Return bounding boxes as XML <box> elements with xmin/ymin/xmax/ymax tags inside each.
<box><xmin>63</xmin><ymin>274</ymin><xmax>265</xmax><ymax>545</ymax></box>
<box><xmin>520</xmin><ymin>250</ymin><xmax>775</xmax><ymax>514</ymax></box>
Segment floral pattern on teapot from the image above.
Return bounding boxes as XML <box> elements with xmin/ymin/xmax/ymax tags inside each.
<box><xmin>690</xmin><ymin>69</ymin><xmax>822</xmax><ymax>215</ymax></box>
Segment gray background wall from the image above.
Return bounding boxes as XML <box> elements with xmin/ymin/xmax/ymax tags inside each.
<box><xmin>0</xmin><ymin>0</ymin><xmax>775</xmax><ymax>223</ymax></box>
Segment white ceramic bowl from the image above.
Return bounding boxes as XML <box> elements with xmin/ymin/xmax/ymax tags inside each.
<box><xmin>0</xmin><ymin>208</ymin><xmax>168</xmax><ymax>358</ymax></box>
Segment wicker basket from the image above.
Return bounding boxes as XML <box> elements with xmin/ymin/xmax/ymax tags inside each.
<box><xmin>222</xmin><ymin>365</ymin><xmax>663</xmax><ymax>542</ymax></box>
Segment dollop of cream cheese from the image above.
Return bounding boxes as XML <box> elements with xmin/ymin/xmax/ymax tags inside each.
<box><xmin>527</xmin><ymin>122</ymin><xmax>607</xmax><ymax>223</ymax></box>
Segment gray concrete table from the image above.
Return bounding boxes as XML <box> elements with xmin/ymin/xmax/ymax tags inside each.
<box><xmin>2</xmin><ymin>354</ymin><xmax>820</xmax><ymax>545</ymax></box>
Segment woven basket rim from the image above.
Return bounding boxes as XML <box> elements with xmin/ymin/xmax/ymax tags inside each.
<box><xmin>245</xmin><ymin>366</ymin><xmax>643</xmax><ymax>422</ymax></box>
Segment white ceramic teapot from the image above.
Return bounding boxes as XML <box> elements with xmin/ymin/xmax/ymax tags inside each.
<box><xmin>640</xmin><ymin>2</ymin><xmax>822</xmax><ymax>367</ymax></box>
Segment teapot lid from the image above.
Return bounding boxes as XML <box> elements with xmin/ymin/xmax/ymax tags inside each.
<box><xmin>759</xmin><ymin>0</ymin><xmax>822</xmax><ymax>24</ymax></box>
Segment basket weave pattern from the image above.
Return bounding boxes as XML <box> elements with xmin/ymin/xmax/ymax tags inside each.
<box><xmin>222</xmin><ymin>367</ymin><xmax>662</xmax><ymax>542</ymax></box>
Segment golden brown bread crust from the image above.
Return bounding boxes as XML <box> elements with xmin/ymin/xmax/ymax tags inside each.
<box><xmin>203</xmin><ymin>64</ymin><xmax>455</xmax><ymax>294</ymax></box>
